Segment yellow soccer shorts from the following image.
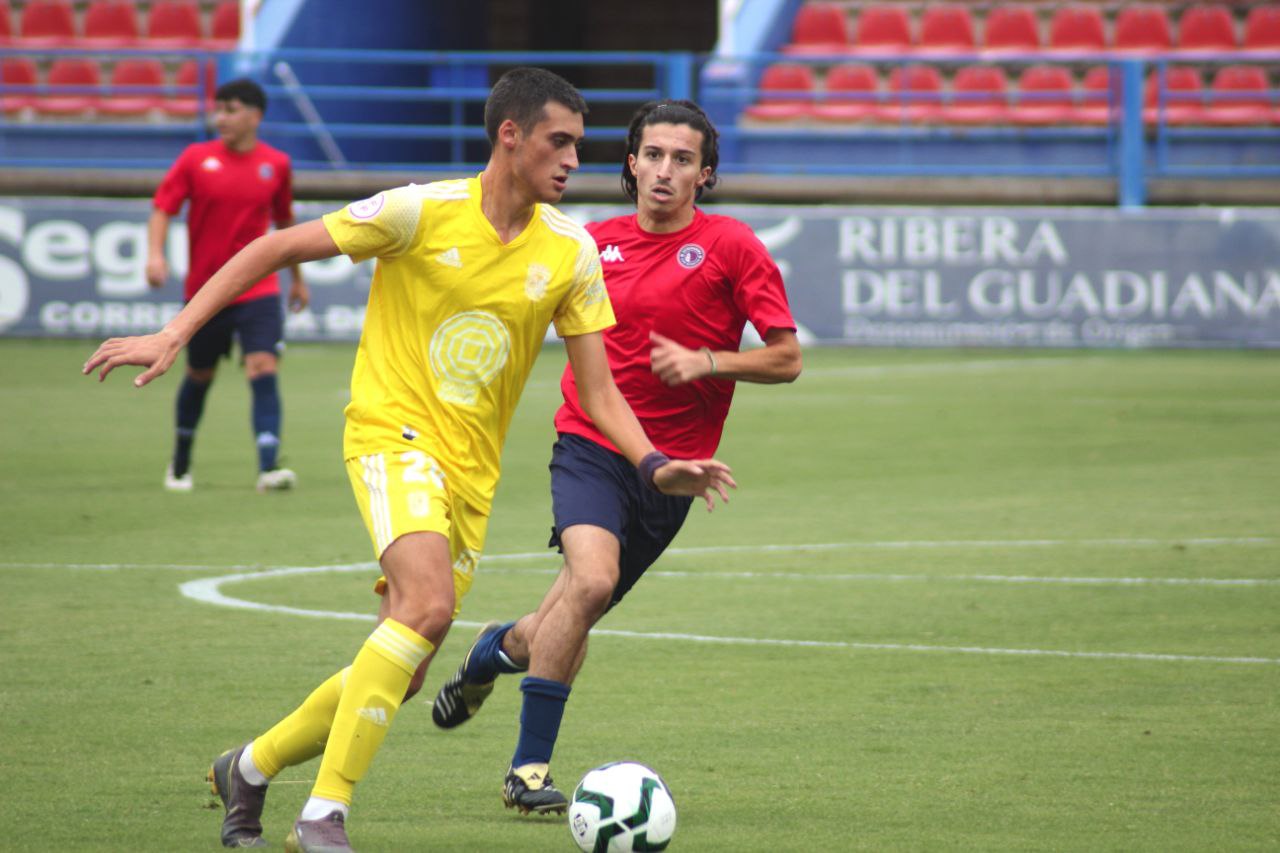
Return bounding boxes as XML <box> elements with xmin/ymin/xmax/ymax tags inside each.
<box><xmin>345</xmin><ymin>449</ymin><xmax>487</xmax><ymax>618</ymax></box>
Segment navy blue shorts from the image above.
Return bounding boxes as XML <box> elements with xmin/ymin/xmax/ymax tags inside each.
<box><xmin>548</xmin><ymin>433</ymin><xmax>694</xmax><ymax>609</ymax></box>
<box><xmin>186</xmin><ymin>294</ymin><xmax>284</xmax><ymax>370</ymax></box>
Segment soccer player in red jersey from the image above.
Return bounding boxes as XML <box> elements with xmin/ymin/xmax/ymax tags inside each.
<box><xmin>430</xmin><ymin>99</ymin><xmax>802</xmax><ymax>813</ymax></box>
<box><xmin>147</xmin><ymin>78</ymin><xmax>308</xmax><ymax>493</ymax></box>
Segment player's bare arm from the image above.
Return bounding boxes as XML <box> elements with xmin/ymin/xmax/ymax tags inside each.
<box><xmin>84</xmin><ymin>219</ymin><xmax>339</xmax><ymax>386</ymax></box>
<box><xmin>564</xmin><ymin>332</ymin><xmax>736</xmax><ymax>510</ymax></box>
<box><xmin>145</xmin><ymin>209</ymin><xmax>171</xmax><ymax>289</ymax></box>
<box><xmin>649</xmin><ymin>327</ymin><xmax>801</xmax><ymax>387</ymax></box>
<box><xmin>275</xmin><ymin>216</ymin><xmax>311</xmax><ymax>312</ymax></box>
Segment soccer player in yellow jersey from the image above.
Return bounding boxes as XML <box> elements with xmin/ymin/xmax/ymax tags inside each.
<box><xmin>84</xmin><ymin>68</ymin><xmax>734</xmax><ymax>853</ymax></box>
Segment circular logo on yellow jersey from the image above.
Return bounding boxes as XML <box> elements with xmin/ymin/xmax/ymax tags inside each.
<box><xmin>429</xmin><ymin>311</ymin><xmax>510</xmax><ymax>406</ymax></box>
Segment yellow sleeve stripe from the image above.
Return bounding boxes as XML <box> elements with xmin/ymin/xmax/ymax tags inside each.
<box><xmin>419</xmin><ymin>178</ymin><xmax>470</xmax><ymax>198</ymax></box>
<box><xmin>539</xmin><ymin>206</ymin><xmax>593</xmax><ymax>247</ymax></box>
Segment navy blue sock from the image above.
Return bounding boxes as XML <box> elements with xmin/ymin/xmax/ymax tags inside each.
<box><xmin>172</xmin><ymin>376</ymin><xmax>211</xmax><ymax>477</ymax></box>
<box><xmin>512</xmin><ymin>676</ymin><xmax>571</xmax><ymax>768</ymax></box>
<box><xmin>249</xmin><ymin>374</ymin><xmax>281</xmax><ymax>472</ymax></box>
<box><xmin>462</xmin><ymin>622</ymin><xmax>525</xmax><ymax>683</ymax></box>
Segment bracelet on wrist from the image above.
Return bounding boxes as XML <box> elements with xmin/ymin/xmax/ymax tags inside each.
<box><xmin>699</xmin><ymin>346</ymin><xmax>717</xmax><ymax>376</ymax></box>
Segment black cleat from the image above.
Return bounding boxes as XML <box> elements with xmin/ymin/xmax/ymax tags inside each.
<box><xmin>503</xmin><ymin>763</ymin><xmax>568</xmax><ymax>815</ymax></box>
<box><xmin>208</xmin><ymin>743</ymin><xmax>268</xmax><ymax>848</ymax></box>
<box><xmin>284</xmin><ymin>811</ymin><xmax>353</xmax><ymax>853</ymax></box>
<box><xmin>431</xmin><ymin>621</ymin><xmax>503</xmax><ymax>729</ymax></box>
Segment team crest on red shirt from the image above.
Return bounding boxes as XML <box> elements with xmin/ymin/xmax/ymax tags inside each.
<box><xmin>677</xmin><ymin>243</ymin><xmax>705</xmax><ymax>269</ymax></box>
<box><xmin>259</xmin><ymin>163</ymin><xmax>275</xmax><ymax>180</ymax></box>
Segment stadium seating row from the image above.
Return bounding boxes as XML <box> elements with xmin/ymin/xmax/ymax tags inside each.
<box><xmin>784</xmin><ymin>2</ymin><xmax>1280</xmax><ymax>55</ymax></box>
<box><xmin>744</xmin><ymin>61</ymin><xmax>1280</xmax><ymax>126</ymax></box>
<box><xmin>1</xmin><ymin>55</ymin><xmax>215</xmax><ymax>117</ymax></box>
<box><xmin>0</xmin><ymin>0</ymin><xmax>238</xmax><ymax>48</ymax></box>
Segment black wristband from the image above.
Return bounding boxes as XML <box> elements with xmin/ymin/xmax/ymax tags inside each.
<box><xmin>637</xmin><ymin>451</ymin><xmax>671</xmax><ymax>493</ymax></box>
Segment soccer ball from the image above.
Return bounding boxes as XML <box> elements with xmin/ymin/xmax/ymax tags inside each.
<box><xmin>568</xmin><ymin>761</ymin><xmax>677</xmax><ymax>852</ymax></box>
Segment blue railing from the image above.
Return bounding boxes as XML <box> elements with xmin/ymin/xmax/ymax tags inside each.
<box><xmin>0</xmin><ymin>47</ymin><xmax>1276</xmax><ymax>206</ymax></box>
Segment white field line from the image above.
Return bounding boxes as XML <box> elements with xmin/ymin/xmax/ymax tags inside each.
<box><xmin>173</xmin><ymin>564</ymin><xmax>1280</xmax><ymax>666</ymax></box>
<box><xmin>9</xmin><ymin>535</ymin><xmax>1271</xmax><ymax>573</ymax></box>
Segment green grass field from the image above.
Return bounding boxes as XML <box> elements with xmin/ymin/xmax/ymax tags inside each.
<box><xmin>2</xmin><ymin>339</ymin><xmax>1277</xmax><ymax>852</ymax></box>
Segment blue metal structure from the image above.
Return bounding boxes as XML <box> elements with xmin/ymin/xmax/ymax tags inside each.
<box><xmin>0</xmin><ymin>46</ymin><xmax>1277</xmax><ymax>206</ymax></box>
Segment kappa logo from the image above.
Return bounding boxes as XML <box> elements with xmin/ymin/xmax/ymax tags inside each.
<box><xmin>677</xmin><ymin>243</ymin><xmax>705</xmax><ymax>269</ymax></box>
<box><xmin>436</xmin><ymin>247</ymin><xmax>463</xmax><ymax>268</ymax></box>
<box><xmin>200</xmin><ymin>156</ymin><xmax>223</xmax><ymax>172</ymax></box>
<box><xmin>357</xmin><ymin>706</ymin><xmax>389</xmax><ymax>727</ymax></box>
<box><xmin>600</xmin><ymin>244</ymin><xmax>625</xmax><ymax>263</ymax></box>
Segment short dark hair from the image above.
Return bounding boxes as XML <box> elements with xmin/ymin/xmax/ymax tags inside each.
<box><xmin>484</xmin><ymin>67</ymin><xmax>588</xmax><ymax>144</ymax></box>
<box><xmin>621</xmin><ymin>100</ymin><xmax>721</xmax><ymax>203</ymax></box>
<box><xmin>214</xmin><ymin>78</ymin><xmax>267</xmax><ymax>112</ymax></box>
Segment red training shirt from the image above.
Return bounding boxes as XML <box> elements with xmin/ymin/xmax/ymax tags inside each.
<box><xmin>556</xmin><ymin>208</ymin><xmax>796</xmax><ymax>460</ymax></box>
<box><xmin>152</xmin><ymin>139</ymin><xmax>294</xmax><ymax>303</ymax></box>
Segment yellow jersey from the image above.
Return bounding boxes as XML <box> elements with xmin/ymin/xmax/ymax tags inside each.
<box><xmin>322</xmin><ymin>177</ymin><xmax>614</xmax><ymax>512</ymax></box>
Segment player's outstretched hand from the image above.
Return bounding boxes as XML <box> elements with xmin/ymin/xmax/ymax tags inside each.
<box><xmin>82</xmin><ymin>329</ymin><xmax>183</xmax><ymax>387</ymax></box>
<box><xmin>650</xmin><ymin>331</ymin><xmax>713</xmax><ymax>386</ymax></box>
<box><xmin>654</xmin><ymin>458</ymin><xmax>737</xmax><ymax>512</ymax></box>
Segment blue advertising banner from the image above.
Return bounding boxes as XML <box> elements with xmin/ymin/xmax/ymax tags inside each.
<box><xmin>1</xmin><ymin>197</ymin><xmax>1277</xmax><ymax>347</ymax></box>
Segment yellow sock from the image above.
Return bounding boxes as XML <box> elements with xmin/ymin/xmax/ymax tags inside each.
<box><xmin>251</xmin><ymin>667</ymin><xmax>350</xmax><ymax>779</ymax></box>
<box><xmin>311</xmin><ymin>619</ymin><xmax>433</xmax><ymax>805</ymax></box>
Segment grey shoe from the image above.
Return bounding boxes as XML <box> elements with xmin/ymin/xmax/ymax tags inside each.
<box><xmin>284</xmin><ymin>811</ymin><xmax>353</xmax><ymax>853</ymax></box>
<box><xmin>207</xmin><ymin>743</ymin><xmax>268</xmax><ymax>848</ymax></box>
<box><xmin>503</xmin><ymin>763</ymin><xmax>568</xmax><ymax>815</ymax></box>
<box><xmin>431</xmin><ymin>621</ymin><xmax>503</xmax><ymax>729</ymax></box>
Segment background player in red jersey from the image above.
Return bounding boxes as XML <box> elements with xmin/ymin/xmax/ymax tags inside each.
<box><xmin>430</xmin><ymin>99</ymin><xmax>803</xmax><ymax>813</ymax></box>
<box><xmin>146</xmin><ymin>78</ymin><xmax>308</xmax><ymax>493</ymax></box>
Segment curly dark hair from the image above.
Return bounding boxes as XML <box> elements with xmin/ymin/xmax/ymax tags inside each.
<box><xmin>484</xmin><ymin>67</ymin><xmax>588</xmax><ymax>144</ymax></box>
<box><xmin>621</xmin><ymin>100</ymin><xmax>720</xmax><ymax>203</ymax></box>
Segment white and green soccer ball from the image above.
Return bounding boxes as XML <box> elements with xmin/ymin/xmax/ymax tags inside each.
<box><xmin>568</xmin><ymin>761</ymin><xmax>677</xmax><ymax>852</ymax></box>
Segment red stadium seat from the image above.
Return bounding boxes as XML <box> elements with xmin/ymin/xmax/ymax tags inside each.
<box><xmin>876</xmin><ymin>64</ymin><xmax>943</xmax><ymax>122</ymax></box>
<box><xmin>812</xmin><ymin>63</ymin><xmax>879</xmax><ymax>122</ymax></box>
<box><xmin>0</xmin><ymin>1</ymin><xmax>13</xmax><ymax>45</ymax></box>
<box><xmin>1075</xmin><ymin>66</ymin><xmax>1114</xmax><ymax>125</ymax></box>
<box><xmin>1</xmin><ymin>57</ymin><xmax>38</xmax><ymax>115</ymax></box>
<box><xmin>1243</xmin><ymin>5</ymin><xmax>1280</xmax><ymax>50</ymax></box>
<box><xmin>1144</xmin><ymin>66</ymin><xmax>1205</xmax><ymax>125</ymax></box>
<box><xmin>209</xmin><ymin>1</ymin><xmax>240</xmax><ymax>46</ymax></box>
<box><xmin>1178</xmin><ymin>5</ymin><xmax>1238</xmax><ymax>52</ymax></box>
<box><xmin>82</xmin><ymin>0</ymin><xmax>141</xmax><ymax>48</ymax></box>
<box><xmin>851</xmin><ymin>5</ymin><xmax>912</xmax><ymax>55</ymax></box>
<box><xmin>1011</xmin><ymin>65</ymin><xmax>1074</xmax><ymax>125</ymax></box>
<box><xmin>1047</xmin><ymin>6</ymin><xmax>1106</xmax><ymax>53</ymax></box>
<box><xmin>36</xmin><ymin>58</ymin><xmax>101</xmax><ymax>116</ymax></box>
<box><xmin>164</xmin><ymin>59</ymin><xmax>216</xmax><ymax>117</ymax></box>
<box><xmin>18</xmin><ymin>0</ymin><xmax>76</xmax><ymax>47</ymax></box>
<box><xmin>917</xmin><ymin>5</ymin><xmax>976</xmax><ymax>55</ymax></box>
<box><xmin>943</xmin><ymin>64</ymin><xmax>1010</xmax><ymax>124</ymax></box>
<box><xmin>983</xmin><ymin>5</ymin><xmax>1041</xmax><ymax>54</ymax></box>
<box><xmin>145</xmin><ymin>0</ymin><xmax>203</xmax><ymax>48</ymax></box>
<box><xmin>99</xmin><ymin>58</ymin><xmax>166</xmax><ymax>118</ymax></box>
<box><xmin>783</xmin><ymin>2</ymin><xmax>850</xmax><ymax>55</ymax></box>
<box><xmin>743</xmin><ymin>63</ymin><xmax>816</xmax><ymax>122</ymax></box>
<box><xmin>1205</xmin><ymin>64</ymin><xmax>1273</xmax><ymax>125</ymax></box>
<box><xmin>1114</xmin><ymin>6</ymin><xmax>1174</xmax><ymax>54</ymax></box>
